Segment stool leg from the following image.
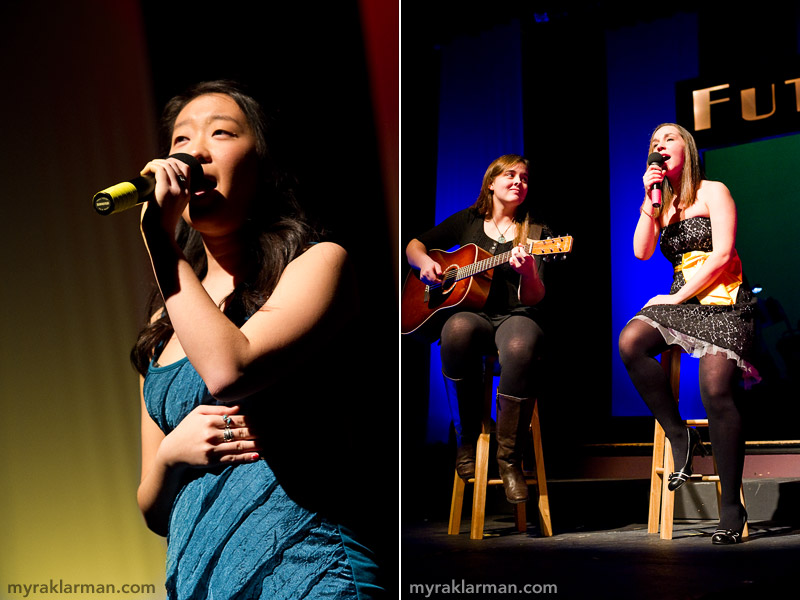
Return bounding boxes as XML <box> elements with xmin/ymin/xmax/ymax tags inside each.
<box><xmin>531</xmin><ymin>402</ymin><xmax>552</xmax><ymax>536</ymax></box>
<box><xmin>653</xmin><ymin>347</ymin><xmax>681</xmax><ymax>539</ymax></box>
<box><xmin>468</xmin><ymin>358</ymin><xmax>496</xmax><ymax>540</ymax></box>
<box><xmin>448</xmin><ymin>470</ymin><xmax>465</xmax><ymax>535</ymax></box>
<box><xmin>648</xmin><ymin>421</ymin><xmax>666</xmax><ymax>534</ymax></box>
<box><xmin>660</xmin><ymin>438</ymin><xmax>676</xmax><ymax>540</ymax></box>
<box><xmin>514</xmin><ymin>504</ymin><xmax>527</xmax><ymax>533</ymax></box>
<box><xmin>740</xmin><ymin>486</ymin><xmax>749</xmax><ymax>538</ymax></box>
<box><xmin>470</xmin><ymin>430</ymin><xmax>491</xmax><ymax>539</ymax></box>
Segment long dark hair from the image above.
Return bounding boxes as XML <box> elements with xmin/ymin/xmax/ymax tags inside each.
<box><xmin>130</xmin><ymin>80</ymin><xmax>320</xmax><ymax>375</ymax></box>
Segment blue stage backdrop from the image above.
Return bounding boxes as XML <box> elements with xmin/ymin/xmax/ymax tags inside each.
<box><xmin>606</xmin><ymin>12</ymin><xmax>703</xmax><ymax>417</ymax></box>
<box><xmin>425</xmin><ymin>19</ymin><xmax>524</xmax><ymax>443</ymax></box>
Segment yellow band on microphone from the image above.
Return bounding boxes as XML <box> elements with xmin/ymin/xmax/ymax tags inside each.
<box><xmin>92</xmin><ymin>181</ymin><xmax>139</xmax><ymax>215</ymax></box>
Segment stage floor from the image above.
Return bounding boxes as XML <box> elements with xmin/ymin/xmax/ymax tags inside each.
<box><xmin>402</xmin><ymin>515</ymin><xmax>800</xmax><ymax>599</ymax></box>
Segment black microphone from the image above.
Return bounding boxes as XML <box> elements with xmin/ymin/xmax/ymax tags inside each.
<box><xmin>647</xmin><ymin>151</ymin><xmax>665</xmax><ymax>209</ymax></box>
<box><xmin>92</xmin><ymin>153</ymin><xmax>207</xmax><ymax>216</ymax></box>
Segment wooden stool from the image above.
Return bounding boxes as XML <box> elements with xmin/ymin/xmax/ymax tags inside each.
<box><xmin>648</xmin><ymin>346</ymin><xmax>748</xmax><ymax>539</ymax></box>
<box><xmin>448</xmin><ymin>356</ymin><xmax>553</xmax><ymax>539</ymax></box>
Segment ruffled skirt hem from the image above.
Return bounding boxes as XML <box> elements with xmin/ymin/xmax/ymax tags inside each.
<box><xmin>631</xmin><ymin>315</ymin><xmax>761</xmax><ymax>388</ymax></box>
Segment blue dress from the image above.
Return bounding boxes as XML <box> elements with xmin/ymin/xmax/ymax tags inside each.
<box><xmin>144</xmin><ymin>357</ymin><xmax>382</xmax><ymax>599</ymax></box>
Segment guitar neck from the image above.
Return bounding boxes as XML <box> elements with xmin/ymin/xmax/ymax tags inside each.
<box><xmin>429</xmin><ymin>236</ymin><xmax>572</xmax><ymax>289</ymax></box>
<box><xmin>456</xmin><ymin>248</ymin><xmax>516</xmax><ymax>281</ymax></box>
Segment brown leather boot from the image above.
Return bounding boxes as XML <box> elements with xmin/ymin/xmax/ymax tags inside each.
<box><xmin>496</xmin><ymin>392</ymin><xmax>535</xmax><ymax>503</ymax></box>
<box><xmin>443</xmin><ymin>372</ymin><xmax>483</xmax><ymax>479</ymax></box>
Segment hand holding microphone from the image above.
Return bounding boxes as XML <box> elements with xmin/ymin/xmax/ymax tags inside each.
<box><xmin>646</xmin><ymin>152</ymin><xmax>666</xmax><ymax>209</ymax></box>
<box><xmin>92</xmin><ymin>153</ymin><xmax>209</xmax><ymax>216</ymax></box>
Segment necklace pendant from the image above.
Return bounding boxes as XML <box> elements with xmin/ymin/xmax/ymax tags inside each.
<box><xmin>497</xmin><ymin>235</ymin><xmax>506</xmax><ymax>244</ymax></box>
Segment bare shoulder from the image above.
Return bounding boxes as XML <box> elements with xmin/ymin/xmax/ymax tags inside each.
<box><xmin>265</xmin><ymin>241</ymin><xmax>356</xmax><ymax>321</ymax></box>
<box><xmin>697</xmin><ymin>179</ymin><xmax>735</xmax><ymax>208</ymax></box>
<box><xmin>276</xmin><ymin>242</ymin><xmax>354</xmax><ymax>299</ymax></box>
<box><xmin>287</xmin><ymin>241</ymin><xmax>349</xmax><ymax>274</ymax></box>
<box><xmin>698</xmin><ymin>179</ymin><xmax>733</xmax><ymax>198</ymax></box>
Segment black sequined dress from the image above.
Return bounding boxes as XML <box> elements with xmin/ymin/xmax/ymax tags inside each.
<box><xmin>632</xmin><ymin>216</ymin><xmax>760</xmax><ymax>385</ymax></box>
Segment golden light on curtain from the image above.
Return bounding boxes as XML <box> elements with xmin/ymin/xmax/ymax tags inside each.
<box><xmin>1</xmin><ymin>0</ymin><xmax>167</xmax><ymax>597</ymax></box>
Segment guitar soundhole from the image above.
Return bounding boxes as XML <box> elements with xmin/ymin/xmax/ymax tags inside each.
<box><xmin>441</xmin><ymin>265</ymin><xmax>459</xmax><ymax>294</ymax></box>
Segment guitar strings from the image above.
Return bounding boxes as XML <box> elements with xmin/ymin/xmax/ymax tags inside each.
<box><xmin>426</xmin><ymin>238</ymin><xmax>571</xmax><ymax>291</ymax></box>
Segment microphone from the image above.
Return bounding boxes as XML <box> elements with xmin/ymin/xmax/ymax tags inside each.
<box><xmin>92</xmin><ymin>153</ymin><xmax>207</xmax><ymax>216</ymax></box>
<box><xmin>647</xmin><ymin>151</ymin><xmax>665</xmax><ymax>209</ymax></box>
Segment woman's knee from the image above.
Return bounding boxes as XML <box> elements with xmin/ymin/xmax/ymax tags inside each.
<box><xmin>699</xmin><ymin>378</ymin><xmax>735</xmax><ymax>416</ymax></box>
<box><xmin>498</xmin><ymin>343</ymin><xmax>537</xmax><ymax>375</ymax></box>
<box><xmin>497</xmin><ymin>334</ymin><xmax>541</xmax><ymax>371</ymax></box>
<box><xmin>618</xmin><ymin>325</ymin><xmax>640</xmax><ymax>365</ymax></box>
<box><xmin>441</xmin><ymin>312</ymin><xmax>488</xmax><ymax>345</ymax></box>
<box><xmin>698</xmin><ymin>355</ymin><xmax>738</xmax><ymax>415</ymax></box>
<box><xmin>618</xmin><ymin>320</ymin><xmax>664</xmax><ymax>365</ymax></box>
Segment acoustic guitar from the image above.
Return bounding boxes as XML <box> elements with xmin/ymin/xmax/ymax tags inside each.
<box><xmin>401</xmin><ymin>236</ymin><xmax>573</xmax><ymax>340</ymax></box>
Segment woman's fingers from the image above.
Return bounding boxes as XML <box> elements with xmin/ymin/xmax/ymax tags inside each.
<box><xmin>216</xmin><ymin>411</ymin><xmax>257</xmax><ymax>440</ymax></box>
<box><xmin>215</xmin><ymin>439</ymin><xmax>261</xmax><ymax>463</ymax></box>
<box><xmin>213</xmin><ymin>407</ymin><xmax>261</xmax><ymax>462</ymax></box>
<box><xmin>139</xmin><ymin>158</ymin><xmax>192</xmax><ymax>204</ymax></box>
<box><xmin>179</xmin><ymin>404</ymin><xmax>261</xmax><ymax>464</ymax></box>
<box><xmin>217</xmin><ymin>422</ymin><xmax>258</xmax><ymax>443</ymax></box>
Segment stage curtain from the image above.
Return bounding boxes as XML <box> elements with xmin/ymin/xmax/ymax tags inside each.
<box><xmin>0</xmin><ymin>0</ymin><xmax>167</xmax><ymax>596</ymax></box>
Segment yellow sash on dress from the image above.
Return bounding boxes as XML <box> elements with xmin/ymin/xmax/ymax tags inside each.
<box><xmin>675</xmin><ymin>250</ymin><xmax>742</xmax><ymax>305</ymax></box>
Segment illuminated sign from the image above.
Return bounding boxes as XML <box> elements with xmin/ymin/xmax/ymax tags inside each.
<box><xmin>676</xmin><ymin>67</ymin><xmax>800</xmax><ymax>147</ymax></box>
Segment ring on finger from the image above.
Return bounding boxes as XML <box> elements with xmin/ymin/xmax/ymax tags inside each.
<box><xmin>222</xmin><ymin>414</ymin><xmax>232</xmax><ymax>427</ymax></box>
<box><xmin>177</xmin><ymin>174</ymin><xmax>187</xmax><ymax>187</ymax></box>
<box><xmin>223</xmin><ymin>427</ymin><xmax>234</xmax><ymax>443</ymax></box>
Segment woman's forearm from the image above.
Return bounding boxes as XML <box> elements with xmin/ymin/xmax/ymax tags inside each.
<box><xmin>518</xmin><ymin>272</ymin><xmax>545</xmax><ymax>306</ymax></box>
<box><xmin>633</xmin><ymin>201</ymin><xmax>660</xmax><ymax>260</ymax></box>
<box><xmin>405</xmin><ymin>238</ymin><xmax>430</xmax><ymax>270</ymax></box>
<box><xmin>671</xmin><ymin>251</ymin><xmax>732</xmax><ymax>304</ymax></box>
<box><xmin>137</xmin><ymin>450</ymin><xmax>187</xmax><ymax>537</ymax></box>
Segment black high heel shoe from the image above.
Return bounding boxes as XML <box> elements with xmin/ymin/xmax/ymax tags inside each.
<box><xmin>667</xmin><ymin>427</ymin><xmax>707</xmax><ymax>491</ymax></box>
<box><xmin>712</xmin><ymin>508</ymin><xmax>748</xmax><ymax>545</ymax></box>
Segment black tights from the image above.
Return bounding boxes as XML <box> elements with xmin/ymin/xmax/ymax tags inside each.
<box><xmin>619</xmin><ymin>319</ymin><xmax>746</xmax><ymax>529</ymax></box>
<box><xmin>440</xmin><ymin>312</ymin><xmax>543</xmax><ymax>398</ymax></box>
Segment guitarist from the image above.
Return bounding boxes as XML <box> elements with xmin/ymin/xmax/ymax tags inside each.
<box><xmin>405</xmin><ymin>154</ymin><xmax>550</xmax><ymax>505</ymax></box>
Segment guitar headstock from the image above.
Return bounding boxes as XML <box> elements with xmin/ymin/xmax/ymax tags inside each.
<box><xmin>527</xmin><ymin>236</ymin><xmax>573</xmax><ymax>260</ymax></box>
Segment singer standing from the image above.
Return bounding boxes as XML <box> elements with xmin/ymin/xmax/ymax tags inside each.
<box><xmin>405</xmin><ymin>154</ymin><xmax>548</xmax><ymax>505</ymax></box>
<box><xmin>131</xmin><ymin>80</ymin><xmax>382</xmax><ymax>598</ymax></box>
<box><xmin>618</xmin><ymin>123</ymin><xmax>759</xmax><ymax>545</ymax></box>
